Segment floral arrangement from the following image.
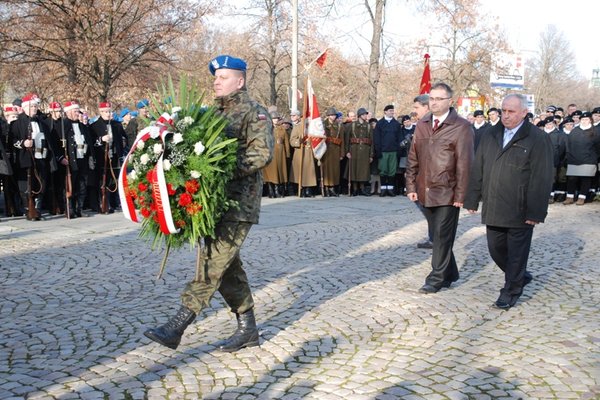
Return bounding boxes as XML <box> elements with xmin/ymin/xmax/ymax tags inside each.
<box><xmin>119</xmin><ymin>76</ymin><xmax>238</xmax><ymax>253</ymax></box>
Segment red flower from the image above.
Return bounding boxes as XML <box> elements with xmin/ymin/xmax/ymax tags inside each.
<box><xmin>138</xmin><ymin>182</ymin><xmax>148</xmax><ymax>192</ymax></box>
<box><xmin>176</xmin><ymin>220</ymin><xmax>186</xmax><ymax>228</ymax></box>
<box><xmin>185</xmin><ymin>179</ymin><xmax>200</xmax><ymax>194</ymax></box>
<box><xmin>141</xmin><ymin>208</ymin><xmax>151</xmax><ymax>218</ymax></box>
<box><xmin>167</xmin><ymin>183</ymin><xmax>176</xmax><ymax>196</ymax></box>
<box><xmin>146</xmin><ymin>170</ymin><xmax>154</xmax><ymax>183</ymax></box>
<box><xmin>178</xmin><ymin>192</ymin><xmax>192</xmax><ymax>207</ymax></box>
<box><xmin>127</xmin><ymin>188</ymin><xmax>138</xmax><ymax>199</ymax></box>
<box><xmin>185</xmin><ymin>202</ymin><xmax>202</xmax><ymax>215</ymax></box>
<box><xmin>150</xmin><ymin>201</ymin><xmax>157</xmax><ymax>211</ymax></box>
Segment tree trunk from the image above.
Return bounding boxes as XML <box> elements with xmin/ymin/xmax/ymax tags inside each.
<box><xmin>366</xmin><ymin>0</ymin><xmax>385</xmax><ymax>114</ymax></box>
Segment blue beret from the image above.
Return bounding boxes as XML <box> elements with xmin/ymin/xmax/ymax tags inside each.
<box><xmin>119</xmin><ymin>108</ymin><xmax>130</xmax><ymax>118</ymax></box>
<box><xmin>209</xmin><ymin>55</ymin><xmax>247</xmax><ymax>76</ymax></box>
<box><xmin>137</xmin><ymin>99</ymin><xmax>149</xmax><ymax>109</ymax></box>
<box><xmin>130</xmin><ymin>111</ymin><xmax>139</xmax><ymax>117</ymax></box>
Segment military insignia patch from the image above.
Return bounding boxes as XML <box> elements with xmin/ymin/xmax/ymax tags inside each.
<box><xmin>258</xmin><ymin>113</ymin><xmax>267</xmax><ymax>121</ymax></box>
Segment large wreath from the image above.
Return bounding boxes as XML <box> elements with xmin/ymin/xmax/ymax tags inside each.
<box><xmin>119</xmin><ymin>76</ymin><xmax>238</xmax><ymax>275</ymax></box>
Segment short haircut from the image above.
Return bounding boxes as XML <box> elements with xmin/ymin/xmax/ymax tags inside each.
<box><xmin>503</xmin><ymin>93</ymin><xmax>528</xmax><ymax>110</ymax></box>
<box><xmin>430</xmin><ymin>82</ymin><xmax>454</xmax><ymax>98</ymax></box>
<box><xmin>413</xmin><ymin>94</ymin><xmax>429</xmax><ymax>106</ymax></box>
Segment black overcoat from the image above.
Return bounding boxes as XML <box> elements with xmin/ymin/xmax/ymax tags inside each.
<box><xmin>463</xmin><ymin>120</ymin><xmax>554</xmax><ymax>228</ymax></box>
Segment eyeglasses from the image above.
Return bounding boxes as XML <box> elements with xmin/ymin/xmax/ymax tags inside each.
<box><xmin>430</xmin><ymin>97</ymin><xmax>451</xmax><ymax>102</ymax></box>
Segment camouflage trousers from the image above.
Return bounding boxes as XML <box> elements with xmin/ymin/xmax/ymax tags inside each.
<box><xmin>181</xmin><ymin>221</ymin><xmax>254</xmax><ymax>315</ymax></box>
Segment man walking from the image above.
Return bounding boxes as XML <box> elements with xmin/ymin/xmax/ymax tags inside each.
<box><xmin>464</xmin><ymin>94</ymin><xmax>553</xmax><ymax>309</ymax></box>
<box><xmin>144</xmin><ymin>55</ymin><xmax>274</xmax><ymax>351</ymax></box>
<box><xmin>406</xmin><ymin>82</ymin><xmax>474</xmax><ymax>293</ymax></box>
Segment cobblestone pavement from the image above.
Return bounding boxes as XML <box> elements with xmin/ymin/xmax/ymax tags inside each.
<box><xmin>0</xmin><ymin>196</ymin><xmax>599</xmax><ymax>400</ymax></box>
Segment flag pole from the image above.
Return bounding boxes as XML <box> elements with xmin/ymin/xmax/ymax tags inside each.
<box><xmin>298</xmin><ymin>77</ymin><xmax>308</xmax><ymax>197</ymax></box>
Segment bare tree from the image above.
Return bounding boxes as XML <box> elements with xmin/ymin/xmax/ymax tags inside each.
<box><xmin>0</xmin><ymin>0</ymin><xmax>205</xmax><ymax>105</ymax></box>
<box><xmin>526</xmin><ymin>25</ymin><xmax>581</xmax><ymax>112</ymax></box>
<box><xmin>364</xmin><ymin>0</ymin><xmax>385</xmax><ymax>113</ymax></box>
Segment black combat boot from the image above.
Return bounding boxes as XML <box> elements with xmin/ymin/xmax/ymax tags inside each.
<box><xmin>267</xmin><ymin>183</ymin><xmax>275</xmax><ymax>198</ymax></box>
<box><xmin>144</xmin><ymin>306</ymin><xmax>196</xmax><ymax>350</ymax></box>
<box><xmin>217</xmin><ymin>308</ymin><xmax>260</xmax><ymax>352</ymax></box>
<box><xmin>274</xmin><ymin>184</ymin><xmax>281</xmax><ymax>198</ymax></box>
<box><xmin>277</xmin><ymin>184</ymin><xmax>286</xmax><ymax>198</ymax></box>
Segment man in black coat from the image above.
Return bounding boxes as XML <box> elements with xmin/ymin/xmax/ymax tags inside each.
<box><xmin>464</xmin><ymin>94</ymin><xmax>553</xmax><ymax>310</ymax></box>
<box><xmin>10</xmin><ymin>94</ymin><xmax>58</xmax><ymax>220</ymax></box>
<box><xmin>89</xmin><ymin>102</ymin><xmax>125</xmax><ymax>213</ymax></box>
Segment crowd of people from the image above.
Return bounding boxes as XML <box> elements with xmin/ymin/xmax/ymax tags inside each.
<box><xmin>1</xmin><ymin>90</ymin><xmax>599</xmax><ymax>222</ymax></box>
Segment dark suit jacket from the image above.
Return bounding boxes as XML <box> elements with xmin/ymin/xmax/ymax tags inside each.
<box><xmin>463</xmin><ymin>120</ymin><xmax>554</xmax><ymax>228</ymax></box>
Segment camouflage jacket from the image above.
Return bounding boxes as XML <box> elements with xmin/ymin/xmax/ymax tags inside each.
<box><xmin>215</xmin><ymin>89</ymin><xmax>274</xmax><ymax>223</ymax></box>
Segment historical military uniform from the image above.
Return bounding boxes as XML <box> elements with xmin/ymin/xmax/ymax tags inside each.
<box><xmin>321</xmin><ymin>108</ymin><xmax>345</xmax><ymax>196</ymax></box>
<box><xmin>53</xmin><ymin>101</ymin><xmax>93</xmax><ymax>217</ymax></box>
<box><xmin>144</xmin><ymin>55</ymin><xmax>274</xmax><ymax>353</ymax></box>
<box><xmin>10</xmin><ymin>94</ymin><xmax>57</xmax><ymax>220</ymax></box>
<box><xmin>345</xmin><ymin>108</ymin><xmax>373</xmax><ymax>196</ymax></box>
<box><xmin>1</xmin><ymin>108</ymin><xmax>20</xmax><ymax>216</ymax></box>
<box><xmin>289</xmin><ymin>118</ymin><xmax>317</xmax><ymax>196</ymax></box>
<box><xmin>262</xmin><ymin>114</ymin><xmax>290</xmax><ymax>197</ymax></box>
<box><xmin>89</xmin><ymin>103</ymin><xmax>125</xmax><ymax>213</ymax></box>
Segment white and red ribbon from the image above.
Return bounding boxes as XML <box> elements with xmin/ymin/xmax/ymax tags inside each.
<box><xmin>118</xmin><ymin>114</ymin><xmax>180</xmax><ymax>235</ymax></box>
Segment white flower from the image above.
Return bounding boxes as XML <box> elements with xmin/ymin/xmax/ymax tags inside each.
<box><xmin>172</xmin><ymin>133</ymin><xmax>184</xmax><ymax>144</ymax></box>
<box><xmin>194</xmin><ymin>141</ymin><xmax>205</xmax><ymax>155</ymax></box>
<box><xmin>153</xmin><ymin>143</ymin><xmax>163</xmax><ymax>155</ymax></box>
<box><xmin>190</xmin><ymin>170</ymin><xmax>201</xmax><ymax>179</ymax></box>
<box><xmin>183</xmin><ymin>116</ymin><xmax>194</xmax><ymax>125</ymax></box>
<box><xmin>172</xmin><ymin>106</ymin><xmax>182</xmax><ymax>114</ymax></box>
<box><xmin>128</xmin><ymin>170</ymin><xmax>137</xmax><ymax>180</ymax></box>
<box><xmin>163</xmin><ymin>159</ymin><xmax>171</xmax><ymax>171</ymax></box>
<box><xmin>149</xmin><ymin>126</ymin><xmax>160</xmax><ymax>139</ymax></box>
<box><xmin>136</xmin><ymin>140</ymin><xmax>145</xmax><ymax>150</ymax></box>
<box><xmin>140</xmin><ymin>154</ymin><xmax>150</xmax><ymax>165</ymax></box>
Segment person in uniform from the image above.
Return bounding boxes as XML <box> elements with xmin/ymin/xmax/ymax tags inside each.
<box><xmin>464</xmin><ymin>94</ymin><xmax>553</xmax><ymax>309</ymax></box>
<box><xmin>321</xmin><ymin>107</ymin><xmax>344</xmax><ymax>197</ymax></box>
<box><xmin>10</xmin><ymin>93</ymin><xmax>57</xmax><ymax>220</ymax></box>
<box><xmin>1</xmin><ymin>106</ymin><xmax>21</xmax><ymax>216</ymax></box>
<box><xmin>472</xmin><ymin>110</ymin><xmax>489</xmax><ymax>151</ymax></box>
<box><xmin>289</xmin><ymin>110</ymin><xmax>317</xmax><ymax>197</ymax></box>
<box><xmin>373</xmin><ymin>105</ymin><xmax>402</xmax><ymax>197</ymax></box>
<box><xmin>406</xmin><ymin>82</ymin><xmax>474</xmax><ymax>293</ymax></box>
<box><xmin>487</xmin><ymin>107</ymin><xmax>501</xmax><ymax>127</ymax></box>
<box><xmin>262</xmin><ymin>111</ymin><xmax>289</xmax><ymax>198</ymax></box>
<box><xmin>396</xmin><ymin>115</ymin><xmax>414</xmax><ymax>196</ymax></box>
<box><xmin>542</xmin><ymin>116</ymin><xmax>567</xmax><ymax>204</ymax></box>
<box><xmin>563</xmin><ymin>111</ymin><xmax>600</xmax><ymax>205</ymax></box>
<box><xmin>55</xmin><ymin>101</ymin><xmax>93</xmax><ymax>217</ymax></box>
<box><xmin>89</xmin><ymin>101</ymin><xmax>125</xmax><ymax>213</ymax></box>
<box><xmin>144</xmin><ymin>54</ymin><xmax>274</xmax><ymax>352</ymax></box>
<box><xmin>345</xmin><ymin>107</ymin><xmax>373</xmax><ymax>196</ymax></box>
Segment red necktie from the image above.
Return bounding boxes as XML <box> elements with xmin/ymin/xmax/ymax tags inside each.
<box><xmin>433</xmin><ymin>119</ymin><xmax>440</xmax><ymax>132</ymax></box>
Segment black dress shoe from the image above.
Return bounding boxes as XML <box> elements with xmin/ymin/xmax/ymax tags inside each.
<box><xmin>418</xmin><ymin>284</ymin><xmax>440</xmax><ymax>294</ymax></box>
<box><xmin>523</xmin><ymin>273</ymin><xmax>532</xmax><ymax>287</ymax></box>
<box><xmin>494</xmin><ymin>293</ymin><xmax>519</xmax><ymax>309</ymax></box>
<box><xmin>494</xmin><ymin>299</ymin><xmax>512</xmax><ymax>309</ymax></box>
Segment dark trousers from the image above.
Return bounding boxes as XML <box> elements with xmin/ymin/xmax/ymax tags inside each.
<box><xmin>566</xmin><ymin>176</ymin><xmax>592</xmax><ymax>197</ymax></box>
<box><xmin>416</xmin><ymin>201</ymin><xmax>433</xmax><ymax>242</ymax></box>
<box><xmin>421</xmin><ymin>205</ymin><xmax>460</xmax><ymax>287</ymax></box>
<box><xmin>486</xmin><ymin>225</ymin><xmax>533</xmax><ymax>297</ymax></box>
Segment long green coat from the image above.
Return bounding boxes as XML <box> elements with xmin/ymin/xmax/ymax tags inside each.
<box><xmin>289</xmin><ymin>120</ymin><xmax>317</xmax><ymax>186</ymax></box>
<box><xmin>344</xmin><ymin>120</ymin><xmax>373</xmax><ymax>182</ymax></box>
<box><xmin>262</xmin><ymin>123</ymin><xmax>290</xmax><ymax>184</ymax></box>
<box><xmin>321</xmin><ymin>118</ymin><xmax>345</xmax><ymax>186</ymax></box>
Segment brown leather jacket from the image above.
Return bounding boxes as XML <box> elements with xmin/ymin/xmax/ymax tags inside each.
<box><xmin>405</xmin><ymin>108</ymin><xmax>474</xmax><ymax>207</ymax></box>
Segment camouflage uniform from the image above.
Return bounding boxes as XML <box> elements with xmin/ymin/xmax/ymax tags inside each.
<box><xmin>181</xmin><ymin>89</ymin><xmax>274</xmax><ymax>315</ymax></box>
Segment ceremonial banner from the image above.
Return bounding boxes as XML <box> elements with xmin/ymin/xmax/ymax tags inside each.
<box><xmin>490</xmin><ymin>53</ymin><xmax>525</xmax><ymax>89</ymax></box>
<box><xmin>304</xmin><ymin>77</ymin><xmax>326</xmax><ymax>160</ymax></box>
<box><xmin>419</xmin><ymin>53</ymin><xmax>432</xmax><ymax>94</ymax></box>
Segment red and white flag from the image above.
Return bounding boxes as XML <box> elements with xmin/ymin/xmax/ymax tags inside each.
<box><xmin>315</xmin><ymin>49</ymin><xmax>328</xmax><ymax>68</ymax></box>
<box><xmin>304</xmin><ymin>77</ymin><xmax>326</xmax><ymax>160</ymax></box>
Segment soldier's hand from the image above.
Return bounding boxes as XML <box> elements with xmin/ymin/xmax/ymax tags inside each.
<box><xmin>407</xmin><ymin>192</ymin><xmax>418</xmax><ymax>201</ymax></box>
<box><xmin>24</xmin><ymin>139</ymin><xmax>33</xmax><ymax>148</ymax></box>
<box><xmin>60</xmin><ymin>158</ymin><xmax>69</xmax><ymax>166</ymax></box>
<box><xmin>102</xmin><ymin>135</ymin><xmax>110</xmax><ymax>142</ymax></box>
<box><xmin>346</xmin><ymin>152</ymin><xmax>351</xmax><ymax>159</ymax></box>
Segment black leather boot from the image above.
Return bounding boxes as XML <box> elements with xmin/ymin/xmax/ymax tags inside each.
<box><xmin>267</xmin><ymin>183</ymin><xmax>275</xmax><ymax>198</ymax></box>
<box><xmin>274</xmin><ymin>184</ymin><xmax>281</xmax><ymax>198</ymax></box>
<box><xmin>277</xmin><ymin>184</ymin><xmax>286</xmax><ymax>198</ymax></box>
<box><xmin>217</xmin><ymin>309</ymin><xmax>260</xmax><ymax>352</ymax></box>
<box><xmin>144</xmin><ymin>306</ymin><xmax>196</xmax><ymax>350</ymax></box>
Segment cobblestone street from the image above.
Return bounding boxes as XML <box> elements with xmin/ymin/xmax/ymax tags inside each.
<box><xmin>1</xmin><ymin>196</ymin><xmax>598</xmax><ymax>399</ymax></box>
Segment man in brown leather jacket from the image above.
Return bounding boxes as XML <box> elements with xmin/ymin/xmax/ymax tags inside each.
<box><xmin>406</xmin><ymin>82</ymin><xmax>474</xmax><ymax>294</ymax></box>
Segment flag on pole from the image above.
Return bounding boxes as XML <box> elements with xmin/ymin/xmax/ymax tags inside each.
<box><xmin>316</xmin><ymin>49</ymin><xmax>328</xmax><ymax>68</ymax></box>
<box><xmin>419</xmin><ymin>53</ymin><xmax>432</xmax><ymax>94</ymax></box>
<box><xmin>304</xmin><ymin>77</ymin><xmax>326</xmax><ymax>160</ymax></box>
